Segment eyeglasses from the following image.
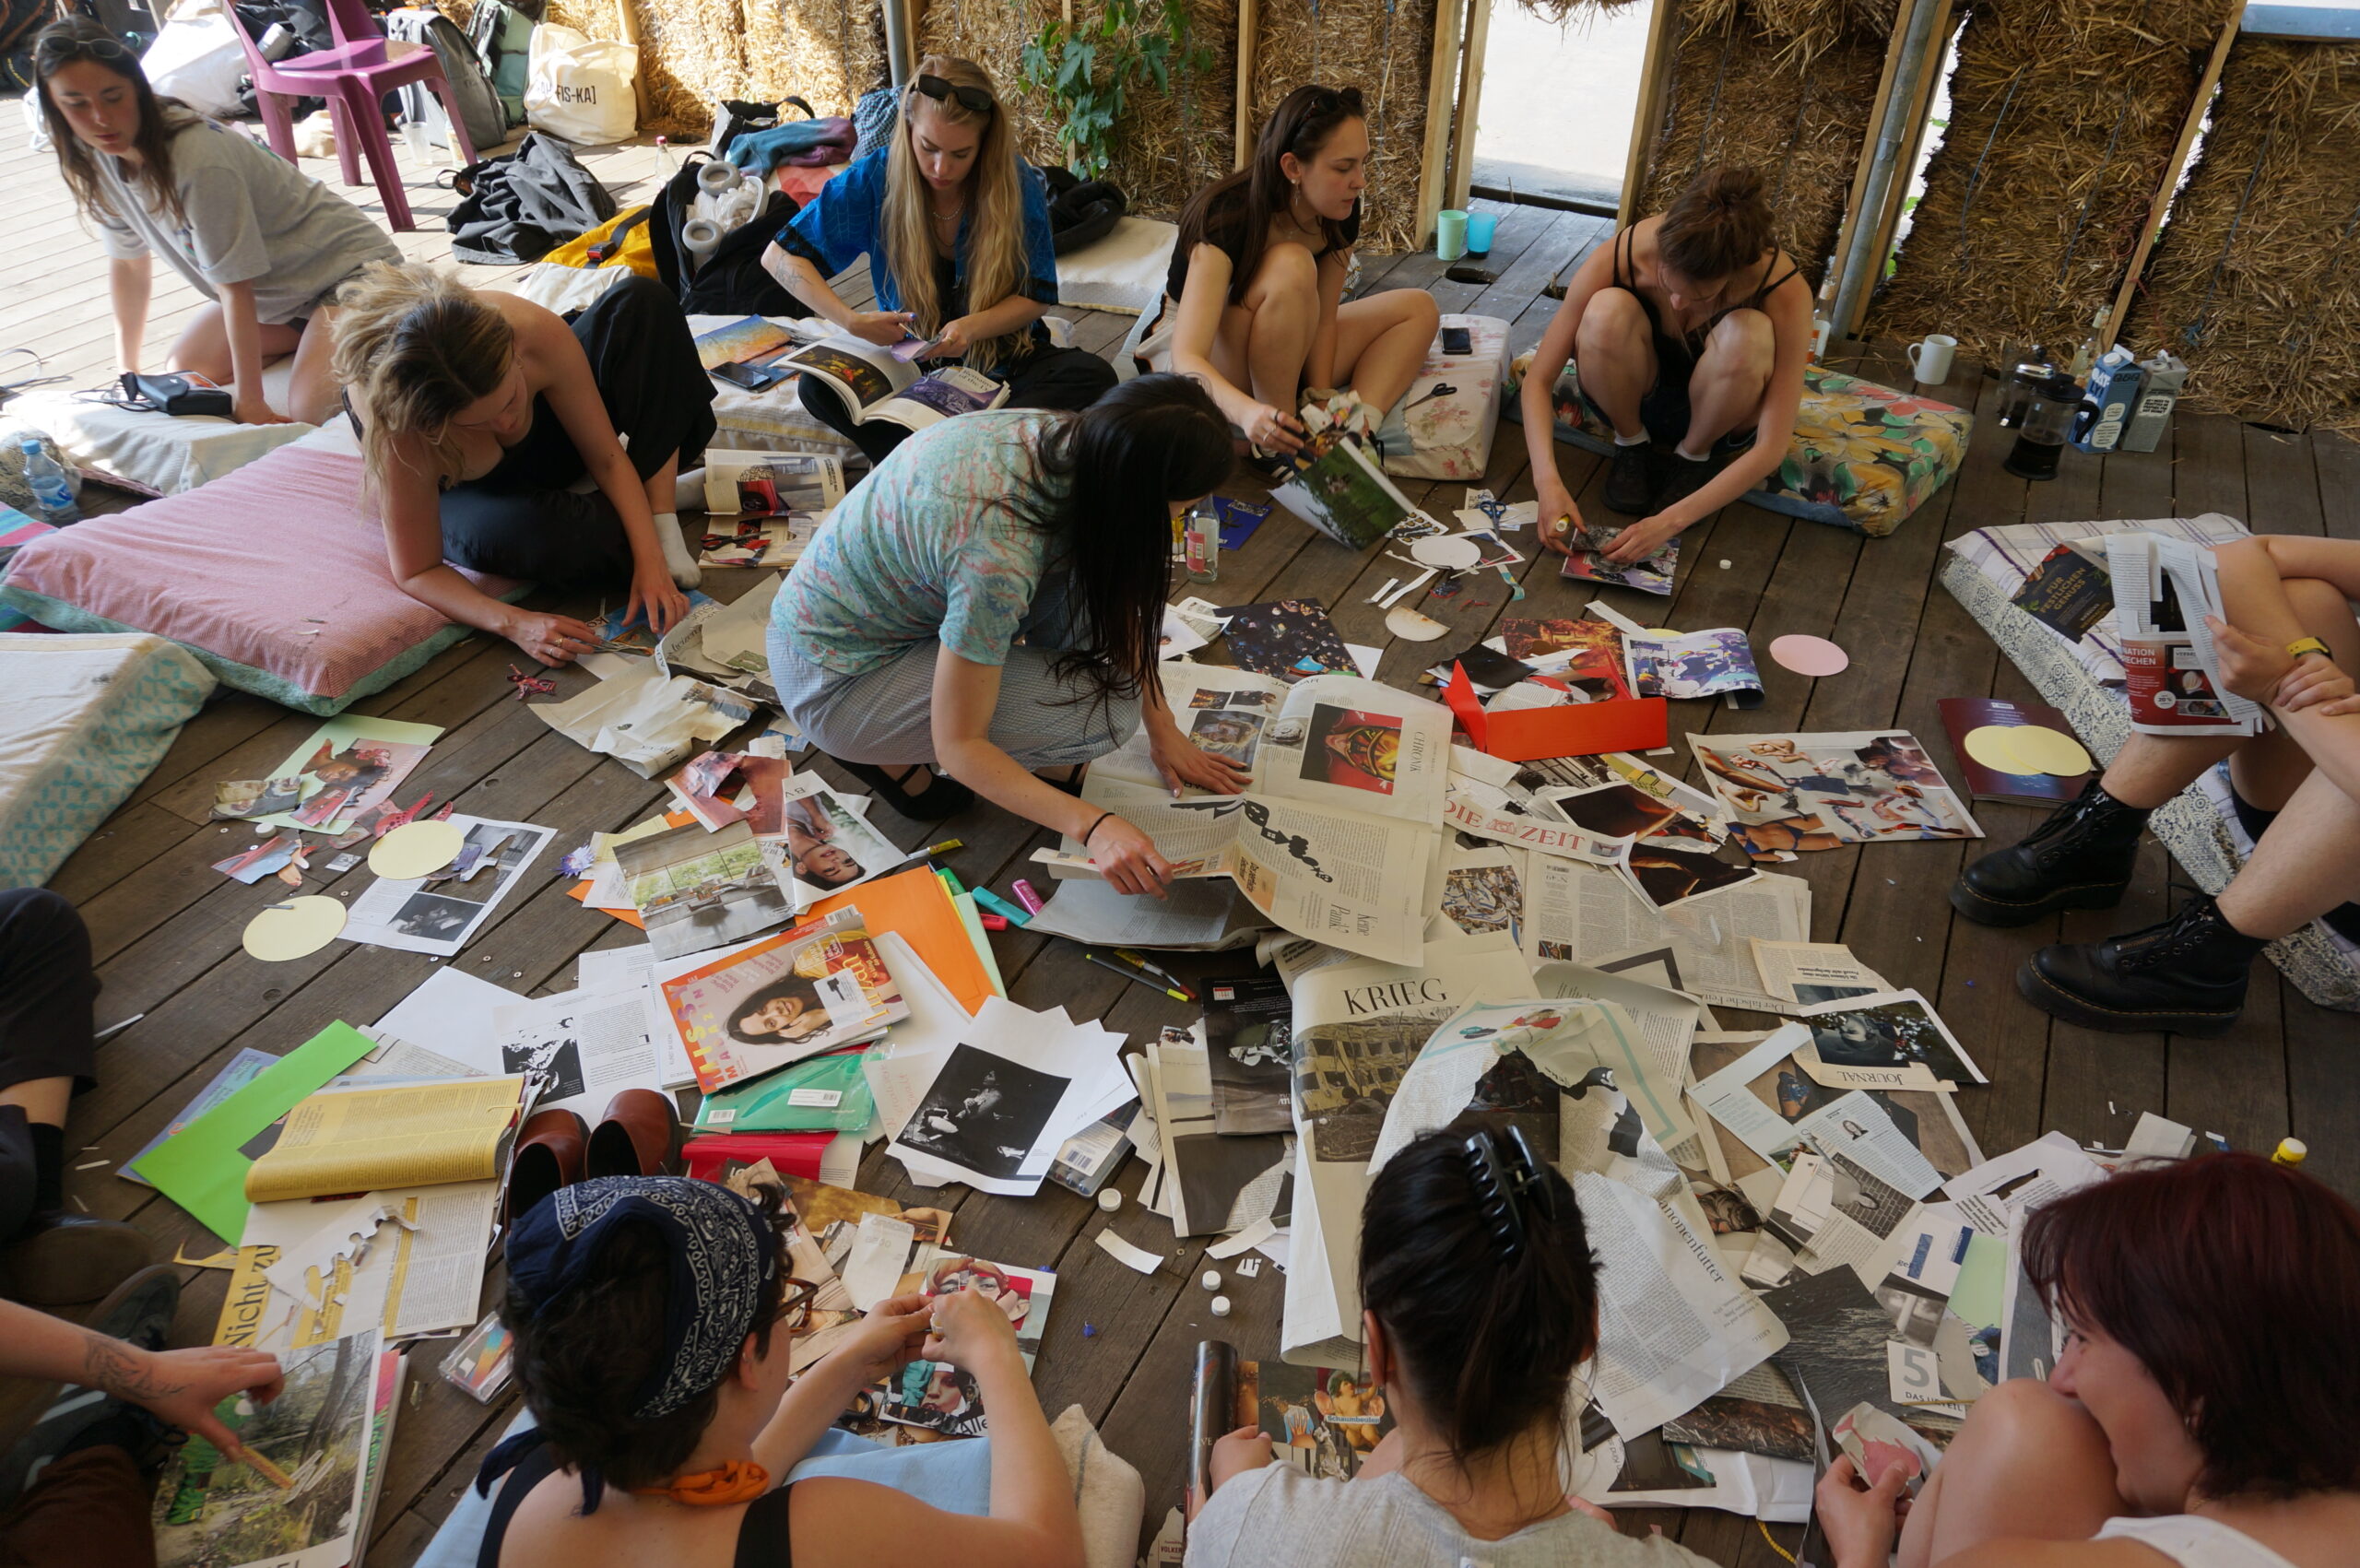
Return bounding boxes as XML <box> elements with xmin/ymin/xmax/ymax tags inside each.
<box><xmin>35</xmin><ymin>32</ymin><xmax>134</xmax><ymax>63</ymax></box>
<box><xmin>773</xmin><ymin>1277</ymin><xmax>819</xmax><ymax>1333</ymax></box>
<box><xmin>908</xmin><ymin>75</ymin><xmax>994</xmax><ymax>117</ymax></box>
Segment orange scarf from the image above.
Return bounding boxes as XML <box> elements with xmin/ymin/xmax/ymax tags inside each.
<box><xmin>631</xmin><ymin>1460</ymin><xmax>772</xmax><ymax>1505</ymax></box>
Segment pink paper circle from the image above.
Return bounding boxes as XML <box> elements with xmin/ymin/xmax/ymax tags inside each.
<box><xmin>1769</xmin><ymin>634</ymin><xmax>1850</xmax><ymax>678</ymax></box>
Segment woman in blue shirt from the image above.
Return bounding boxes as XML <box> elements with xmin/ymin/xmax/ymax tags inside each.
<box><xmin>758</xmin><ymin>55</ymin><xmax>1116</xmax><ymax>465</ymax></box>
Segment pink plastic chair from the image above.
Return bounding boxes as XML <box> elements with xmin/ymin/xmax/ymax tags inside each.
<box><xmin>222</xmin><ymin>0</ymin><xmax>479</xmax><ymax>231</ymax></box>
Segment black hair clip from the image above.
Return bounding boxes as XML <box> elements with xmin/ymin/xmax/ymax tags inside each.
<box><xmin>1463</xmin><ymin>1126</ymin><xmax>1556</xmax><ymax>1258</ymax></box>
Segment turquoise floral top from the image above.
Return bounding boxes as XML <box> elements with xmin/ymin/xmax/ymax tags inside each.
<box><xmin>773</xmin><ymin>410</ymin><xmax>1069</xmax><ymax>675</ymax></box>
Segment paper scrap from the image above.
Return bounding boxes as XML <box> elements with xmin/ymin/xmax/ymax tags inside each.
<box><xmin>1094</xmin><ymin>1229</ymin><xmax>1165</xmax><ymax>1274</ymax></box>
<box><xmin>842</xmin><ymin>1212</ymin><xmax>914</xmax><ymax>1310</ymax></box>
<box><xmin>242</xmin><ymin>896</ymin><xmax>347</xmax><ymax>962</ymax></box>
<box><xmin>369</xmin><ymin>819</ymin><xmax>465</xmax><ymax>879</ymax></box>
<box><xmin>1206</xmin><ymin>1217</ymin><xmax>1278</xmax><ymax>1259</ymax></box>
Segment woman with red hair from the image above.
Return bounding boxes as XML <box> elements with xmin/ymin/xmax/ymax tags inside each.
<box><xmin>1816</xmin><ymin>1151</ymin><xmax>2360</xmax><ymax>1568</ymax></box>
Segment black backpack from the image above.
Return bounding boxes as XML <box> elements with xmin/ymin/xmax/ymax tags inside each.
<box><xmin>446</xmin><ymin>131</ymin><xmax>617</xmax><ymax>264</ymax></box>
<box><xmin>646</xmin><ymin>152</ymin><xmax>809</xmax><ymax>318</ymax></box>
<box><xmin>1040</xmin><ymin>166</ymin><xmax>1126</xmax><ymax>255</ymax></box>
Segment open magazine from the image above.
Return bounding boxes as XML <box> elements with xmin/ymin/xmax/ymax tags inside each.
<box><xmin>1268</xmin><ymin>431</ymin><xmax>1429</xmax><ymax>549</ymax></box>
<box><xmin>701</xmin><ymin>449</ymin><xmax>845</xmax><ymax>518</ymax></box>
<box><xmin>1189</xmin><ymin>1339</ymin><xmax>1391</xmax><ymax>1505</ymax></box>
<box><xmin>2106</xmin><ymin>532</ymin><xmax>2262</xmax><ymax>737</ymax></box>
<box><xmin>784</xmin><ymin>336</ymin><xmax>1009</xmax><ymax>432</ymax></box>
<box><xmin>1052</xmin><ymin>668</ymin><xmax>1452</xmax><ymax>965</ymax></box>
<box><xmin>653</xmin><ymin>908</ymin><xmax>910</xmax><ymax>1095</ymax></box>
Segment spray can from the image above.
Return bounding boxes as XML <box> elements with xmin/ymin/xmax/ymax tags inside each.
<box><xmin>2118</xmin><ymin>349</ymin><xmax>2186</xmax><ymax>454</ymax></box>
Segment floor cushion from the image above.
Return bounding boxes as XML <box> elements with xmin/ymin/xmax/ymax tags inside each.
<box><xmin>0</xmin><ymin>430</ymin><xmax>520</xmax><ymax>717</ymax></box>
<box><xmin>6</xmin><ymin>362</ymin><xmax>310</xmax><ymax>498</ymax></box>
<box><xmin>1941</xmin><ymin>513</ymin><xmax>2360</xmax><ymax>1013</ymax></box>
<box><xmin>1056</xmin><ymin>217</ymin><xmax>1179</xmax><ymax>316</ymax></box>
<box><xmin>1508</xmin><ymin>354</ymin><xmax>1973</xmax><ymax>537</ymax></box>
<box><xmin>1377</xmin><ymin>313</ymin><xmax>1510</xmax><ymax>481</ymax></box>
<box><xmin>0</xmin><ymin>632</ymin><xmax>216</xmax><ymax>887</ymax></box>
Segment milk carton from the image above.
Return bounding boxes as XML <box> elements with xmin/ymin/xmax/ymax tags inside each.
<box><xmin>2118</xmin><ymin>350</ymin><xmax>2187</xmax><ymax>454</ymax></box>
<box><xmin>2071</xmin><ymin>347</ymin><xmax>2142</xmax><ymax>454</ymax></box>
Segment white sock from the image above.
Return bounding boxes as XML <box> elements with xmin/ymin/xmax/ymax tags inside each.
<box><xmin>1612</xmin><ymin>429</ymin><xmax>1650</xmax><ymax>447</ymax></box>
<box><xmin>1673</xmin><ymin>443</ymin><xmax>1711</xmax><ymax>463</ymax></box>
<box><xmin>655</xmin><ymin>513</ymin><xmax>702</xmax><ymax>589</ymax></box>
<box><xmin>674</xmin><ymin>466</ymin><xmax>707</xmax><ymax>511</ymax></box>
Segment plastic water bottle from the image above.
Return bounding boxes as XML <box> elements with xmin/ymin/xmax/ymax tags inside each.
<box><xmin>19</xmin><ymin>438</ymin><xmax>76</xmax><ymax>525</ymax></box>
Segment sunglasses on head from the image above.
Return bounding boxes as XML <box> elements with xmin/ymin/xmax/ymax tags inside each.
<box><xmin>37</xmin><ymin>31</ymin><xmax>134</xmax><ymax>63</ymax></box>
<box><xmin>909</xmin><ymin>75</ymin><xmax>994</xmax><ymax>117</ymax></box>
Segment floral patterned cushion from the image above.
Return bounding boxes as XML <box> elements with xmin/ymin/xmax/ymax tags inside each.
<box><xmin>1508</xmin><ymin>353</ymin><xmax>1973</xmax><ymax>538</ymax></box>
<box><xmin>1375</xmin><ymin>314</ymin><xmax>1510</xmax><ymax>482</ymax></box>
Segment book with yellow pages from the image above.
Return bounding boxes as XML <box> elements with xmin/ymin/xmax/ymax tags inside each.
<box><xmin>654</xmin><ymin>907</ymin><xmax>908</xmax><ymax>1095</ymax></box>
<box><xmin>242</xmin><ymin>1076</ymin><xmax>524</xmax><ymax>1204</ymax></box>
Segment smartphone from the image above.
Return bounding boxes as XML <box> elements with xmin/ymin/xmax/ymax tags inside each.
<box><xmin>713</xmin><ymin>361</ymin><xmax>782</xmax><ymax>391</ymax></box>
<box><xmin>1440</xmin><ymin>324</ymin><xmax>1474</xmax><ymax>355</ymax></box>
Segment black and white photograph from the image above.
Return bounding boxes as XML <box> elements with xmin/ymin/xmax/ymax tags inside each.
<box><xmin>342</xmin><ymin>816</ymin><xmax>556</xmax><ymax>959</ymax></box>
<box><xmin>1170</xmin><ymin>1129</ymin><xmax>1291</xmax><ymax>1237</ymax></box>
<box><xmin>894</xmin><ymin>1043</ymin><xmax>1068</xmax><ymax>1183</ymax></box>
<box><xmin>1204</xmin><ymin>971</ymin><xmax>1294</xmax><ymax>1136</ymax></box>
<box><xmin>501</xmin><ymin>1031</ymin><xmax>585</xmax><ymax>1106</ymax></box>
<box><xmin>1802</xmin><ymin>990</ymin><xmax>1988</xmax><ymax>1085</ymax></box>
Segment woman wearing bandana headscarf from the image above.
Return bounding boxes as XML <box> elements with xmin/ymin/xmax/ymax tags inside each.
<box><xmin>476</xmin><ymin>1176</ymin><xmax>1083</xmax><ymax>1568</ymax></box>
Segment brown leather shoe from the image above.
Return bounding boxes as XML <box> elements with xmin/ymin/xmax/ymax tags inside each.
<box><xmin>505</xmin><ymin>1108</ymin><xmax>589</xmax><ymax>1224</ymax></box>
<box><xmin>1</xmin><ymin>1215</ymin><xmax>156</xmax><ymax>1307</ymax></box>
<box><xmin>585</xmin><ymin>1090</ymin><xmax>678</xmax><ymax>1179</ymax></box>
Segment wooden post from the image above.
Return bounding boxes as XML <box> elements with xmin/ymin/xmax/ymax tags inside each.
<box><xmin>2103</xmin><ymin>0</ymin><xmax>2247</xmax><ymax>351</ymax></box>
<box><xmin>1619</xmin><ymin>0</ymin><xmax>1682</xmax><ymax>229</ymax></box>
<box><xmin>1833</xmin><ymin>0</ymin><xmax>1929</xmax><ymax>294</ymax></box>
<box><xmin>1235</xmin><ymin>0</ymin><xmax>1258</xmax><ymax>171</ymax></box>
<box><xmin>1415</xmin><ymin>0</ymin><xmax>1469</xmax><ymax>249</ymax></box>
<box><xmin>1829</xmin><ymin>0</ymin><xmax>1956</xmax><ymax>337</ymax></box>
<box><xmin>1446</xmin><ymin>0</ymin><xmax>1493</xmax><ymax>208</ymax></box>
<box><xmin>611</xmin><ymin>0</ymin><xmax>652</xmax><ymax>130</ymax></box>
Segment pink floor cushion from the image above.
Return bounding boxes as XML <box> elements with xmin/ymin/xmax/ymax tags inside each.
<box><xmin>0</xmin><ymin>442</ymin><xmax>520</xmax><ymax>715</ymax></box>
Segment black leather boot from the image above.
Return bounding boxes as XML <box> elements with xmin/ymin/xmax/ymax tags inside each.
<box><xmin>1951</xmin><ymin>777</ymin><xmax>2148</xmax><ymax>926</ymax></box>
<box><xmin>2017</xmin><ymin>892</ymin><xmax>2269</xmax><ymax>1037</ymax></box>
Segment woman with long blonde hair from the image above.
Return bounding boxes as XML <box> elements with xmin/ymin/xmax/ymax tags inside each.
<box><xmin>759</xmin><ymin>55</ymin><xmax>1115</xmax><ymax>464</ymax></box>
<box><xmin>332</xmin><ymin>265</ymin><xmax>715</xmax><ymax>667</ymax></box>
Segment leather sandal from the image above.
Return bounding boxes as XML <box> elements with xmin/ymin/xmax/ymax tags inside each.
<box><xmin>585</xmin><ymin>1090</ymin><xmax>678</xmax><ymax>1179</ymax></box>
<box><xmin>505</xmin><ymin>1108</ymin><xmax>589</xmax><ymax>1224</ymax></box>
<box><xmin>836</xmin><ymin>758</ymin><xmax>974</xmax><ymax>821</ymax></box>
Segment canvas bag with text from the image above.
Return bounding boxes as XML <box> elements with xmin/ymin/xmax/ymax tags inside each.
<box><xmin>523</xmin><ymin>23</ymin><xmax>637</xmax><ymax>146</ymax></box>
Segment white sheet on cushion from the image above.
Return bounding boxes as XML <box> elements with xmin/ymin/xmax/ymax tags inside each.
<box><xmin>11</xmin><ymin>373</ymin><xmax>312</xmax><ymax>497</ymax></box>
<box><xmin>1055</xmin><ymin>217</ymin><xmax>1180</xmax><ymax>316</ymax></box>
<box><xmin>0</xmin><ymin>633</ymin><xmax>215</xmax><ymax>887</ymax></box>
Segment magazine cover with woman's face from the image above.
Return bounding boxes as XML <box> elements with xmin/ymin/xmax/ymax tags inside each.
<box><xmin>659</xmin><ymin>911</ymin><xmax>906</xmax><ymax>1093</ymax></box>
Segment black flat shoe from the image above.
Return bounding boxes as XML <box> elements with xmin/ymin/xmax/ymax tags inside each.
<box><xmin>837</xmin><ymin>759</ymin><xmax>975</xmax><ymax>821</ymax></box>
<box><xmin>1603</xmin><ymin>442</ymin><xmax>1655</xmax><ymax>514</ymax></box>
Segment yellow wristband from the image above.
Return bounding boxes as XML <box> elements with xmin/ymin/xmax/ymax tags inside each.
<box><xmin>2286</xmin><ymin>637</ymin><xmax>2331</xmax><ymax>661</ymax></box>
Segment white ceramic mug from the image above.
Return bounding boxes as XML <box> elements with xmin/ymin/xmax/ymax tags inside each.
<box><xmin>1909</xmin><ymin>334</ymin><xmax>1958</xmax><ymax>385</ymax></box>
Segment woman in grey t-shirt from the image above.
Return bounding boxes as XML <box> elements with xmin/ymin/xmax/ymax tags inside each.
<box><xmin>1188</xmin><ymin>1128</ymin><xmax>1710</xmax><ymax>1568</ymax></box>
<box><xmin>33</xmin><ymin>18</ymin><xmax>399</xmax><ymax>426</ymax></box>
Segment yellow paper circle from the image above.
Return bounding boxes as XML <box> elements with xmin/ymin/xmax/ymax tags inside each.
<box><xmin>242</xmin><ymin>895</ymin><xmax>348</xmax><ymax>962</ymax></box>
<box><xmin>1962</xmin><ymin>725</ymin><xmax>2032</xmax><ymax>774</ymax></box>
<box><xmin>369</xmin><ymin>819</ymin><xmax>465</xmax><ymax>880</ymax></box>
<box><xmin>2009</xmin><ymin>724</ymin><xmax>2094</xmax><ymax>777</ymax></box>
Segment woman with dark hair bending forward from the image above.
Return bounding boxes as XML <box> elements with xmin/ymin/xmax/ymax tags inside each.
<box><xmin>1521</xmin><ymin>166</ymin><xmax>1811</xmax><ymax>568</ymax></box>
<box><xmin>1190</xmin><ymin>1126</ymin><xmax>1708</xmax><ymax>1564</ymax></box>
<box><xmin>764</xmin><ymin>375</ymin><xmax>1252</xmax><ymax>893</ymax></box>
<box><xmin>1161</xmin><ymin>86</ymin><xmax>1441</xmax><ymax>459</ymax></box>
<box><xmin>475</xmin><ymin>1174</ymin><xmax>1083</xmax><ymax>1568</ymax></box>
<box><xmin>1818</xmin><ymin>1151</ymin><xmax>2360</xmax><ymax>1568</ymax></box>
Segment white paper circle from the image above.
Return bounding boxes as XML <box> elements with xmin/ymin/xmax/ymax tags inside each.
<box><xmin>1385</xmin><ymin>605</ymin><xmax>1450</xmax><ymax>642</ymax></box>
<box><xmin>1410</xmin><ymin>534</ymin><xmax>1482</xmax><ymax>570</ymax></box>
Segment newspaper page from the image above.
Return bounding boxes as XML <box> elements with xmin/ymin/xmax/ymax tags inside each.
<box><xmin>1531</xmin><ymin>960</ymin><xmax>1702</xmax><ymax>1140</ymax></box>
<box><xmin>263</xmin><ymin>1181</ymin><xmax>501</xmax><ymax>1341</ymax></box>
<box><xmin>244</xmin><ymin>1077</ymin><xmax>524</xmax><ymax>1203</ymax></box>
<box><xmin>1750</xmin><ymin>940</ymin><xmax>1891</xmax><ymax>1007</ymax></box>
<box><xmin>1576</xmin><ymin>1170</ymin><xmax>1788</xmax><ymax>1438</ymax></box>
<box><xmin>2106</xmin><ymin>532</ymin><xmax>2263</xmax><ymax>737</ymax></box>
<box><xmin>1282</xmin><ymin>934</ymin><xmax>1534</xmax><ymax>1364</ymax></box>
<box><xmin>340</xmin><ymin>817</ymin><xmax>556</xmax><ymax>959</ymax></box>
<box><xmin>489</xmin><ymin>984</ymin><xmax>667</xmax><ymax>1119</ymax></box>
<box><xmin>1942</xmin><ymin>1131</ymin><xmax>2106</xmax><ymax>1236</ymax></box>
<box><xmin>1522</xmin><ymin>855</ymin><xmax>1807</xmax><ymax>1012</ymax></box>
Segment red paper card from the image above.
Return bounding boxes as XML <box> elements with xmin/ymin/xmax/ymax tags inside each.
<box><xmin>1446</xmin><ymin>663</ymin><xmax>1670</xmax><ymax>761</ymax></box>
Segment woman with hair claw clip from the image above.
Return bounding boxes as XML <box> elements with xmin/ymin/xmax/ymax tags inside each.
<box><xmin>1186</xmin><ymin>1126</ymin><xmax>1716</xmax><ymax>1565</ymax></box>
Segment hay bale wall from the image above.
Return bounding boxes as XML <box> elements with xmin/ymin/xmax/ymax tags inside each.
<box><xmin>1634</xmin><ymin>8</ymin><xmax>1883</xmax><ymax>278</ymax></box>
<box><xmin>914</xmin><ymin>0</ymin><xmax>1237</xmax><ymax>223</ymax></box>
<box><xmin>1868</xmin><ymin>0</ymin><xmax>2217</xmax><ymax>364</ymax></box>
<box><xmin>2123</xmin><ymin>39</ymin><xmax>2360</xmax><ymax>431</ymax></box>
<box><xmin>1247</xmin><ymin>0</ymin><xmax>1441</xmax><ymax>253</ymax></box>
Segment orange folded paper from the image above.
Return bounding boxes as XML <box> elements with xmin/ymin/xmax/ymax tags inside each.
<box><xmin>808</xmin><ymin>865</ymin><xmax>996</xmax><ymax>1017</ymax></box>
<box><xmin>1446</xmin><ymin>662</ymin><xmax>1669</xmax><ymax>760</ymax></box>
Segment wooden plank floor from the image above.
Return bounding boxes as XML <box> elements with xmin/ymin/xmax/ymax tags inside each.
<box><xmin>6</xmin><ymin>125</ymin><xmax>2357</xmax><ymax>1566</ymax></box>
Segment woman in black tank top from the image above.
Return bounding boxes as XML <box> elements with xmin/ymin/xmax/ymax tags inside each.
<box><xmin>1162</xmin><ymin>85</ymin><xmax>1441</xmax><ymax>458</ymax></box>
<box><xmin>1517</xmin><ymin>166</ymin><xmax>1813</xmax><ymax>570</ymax></box>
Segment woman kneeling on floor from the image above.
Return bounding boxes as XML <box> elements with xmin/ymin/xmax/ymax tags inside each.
<box><xmin>764</xmin><ymin>374</ymin><xmax>1251</xmax><ymax>895</ymax></box>
<box><xmin>758</xmin><ymin>54</ymin><xmax>1116</xmax><ymax>466</ymax></box>
<box><xmin>33</xmin><ymin>17</ymin><xmax>401</xmax><ymax>427</ymax></box>
<box><xmin>1816</xmin><ymin>1150</ymin><xmax>2360</xmax><ymax>1568</ymax></box>
<box><xmin>1190</xmin><ymin>1126</ymin><xmax>1708</xmax><ymax>1565</ymax></box>
<box><xmin>1521</xmin><ymin>166</ymin><xmax>1811</xmax><ymax>567</ymax></box>
<box><xmin>1159</xmin><ymin>85</ymin><xmax>1441</xmax><ymax>463</ymax></box>
<box><xmin>335</xmin><ymin>262</ymin><xmax>714</xmax><ymax>668</ymax></box>
<box><xmin>475</xmin><ymin>1175</ymin><xmax>1083</xmax><ymax>1568</ymax></box>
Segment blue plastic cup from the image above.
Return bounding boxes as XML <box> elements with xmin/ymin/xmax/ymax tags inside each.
<box><xmin>1465</xmin><ymin>211</ymin><xmax>1498</xmax><ymax>258</ymax></box>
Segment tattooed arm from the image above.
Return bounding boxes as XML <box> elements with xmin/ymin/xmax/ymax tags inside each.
<box><xmin>0</xmin><ymin>1299</ymin><xmax>284</xmax><ymax>1454</ymax></box>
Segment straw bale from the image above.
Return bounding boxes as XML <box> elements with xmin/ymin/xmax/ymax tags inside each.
<box><xmin>2123</xmin><ymin>38</ymin><xmax>2360</xmax><ymax>431</ymax></box>
<box><xmin>914</xmin><ymin>0</ymin><xmax>1238</xmax><ymax>221</ymax></box>
<box><xmin>1249</xmin><ymin>0</ymin><xmax>1441</xmax><ymax>253</ymax></box>
<box><xmin>740</xmin><ymin>0</ymin><xmax>890</xmax><ymax>121</ymax></box>
<box><xmin>1867</xmin><ymin>0</ymin><xmax>2219</xmax><ymax>365</ymax></box>
<box><xmin>1634</xmin><ymin>8</ymin><xmax>1883</xmax><ymax>277</ymax></box>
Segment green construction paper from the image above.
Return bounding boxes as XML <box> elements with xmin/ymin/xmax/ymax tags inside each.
<box><xmin>136</xmin><ymin>1021</ymin><xmax>378</xmax><ymax>1246</ymax></box>
<box><xmin>1948</xmin><ymin>1232</ymin><xmax>2008</xmax><ymax>1332</ymax></box>
<box><xmin>951</xmin><ymin>890</ymin><xmax>1006</xmax><ymax>996</ymax></box>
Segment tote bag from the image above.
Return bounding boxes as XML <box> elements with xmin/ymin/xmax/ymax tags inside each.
<box><xmin>523</xmin><ymin>22</ymin><xmax>636</xmax><ymax>145</ymax></box>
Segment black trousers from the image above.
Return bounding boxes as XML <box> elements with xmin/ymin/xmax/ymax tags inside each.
<box><xmin>438</xmin><ymin>276</ymin><xmax>720</xmax><ymax>587</ymax></box>
<box><xmin>798</xmin><ymin>343</ymin><xmax>1118</xmax><ymax>466</ymax></box>
<box><xmin>0</xmin><ymin>891</ymin><xmax>98</xmax><ymax>1241</ymax></box>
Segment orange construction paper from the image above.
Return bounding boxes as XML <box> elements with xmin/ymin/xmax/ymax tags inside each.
<box><xmin>809</xmin><ymin>865</ymin><xmax>996</xmax><ymax>1017</ymax></box>
<box><xmin>1446</xmin><ymin>662</ymin><xmax>1670</xmax><ymax>761</ymax></box>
